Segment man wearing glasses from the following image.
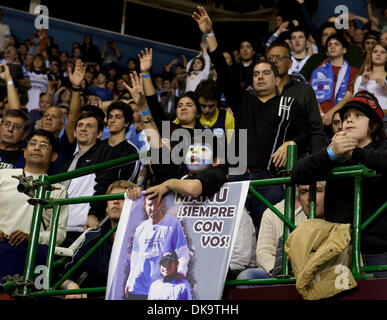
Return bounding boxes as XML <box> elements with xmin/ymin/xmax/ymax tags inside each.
<box><xmin>0</xmin><ymin>129</ymin><xmax>68</xmax><ymax>280</ymax></box>
<box><xmin>266</xmin><ymin>41</ymin><xmax>326</xmax><ymax>157</ymax></box>
<box><xmin>0</xmin><ymin>128</ymin><xmax>68</xmax><ymax>245</ymax></box>
<box><xmin>192</xmin><ymin>6</ymin><xmax>308</xmax><ymax>233</ymax></box>
<box><xmin>0</xmin><ymin>109</ymin><xmax>31</xmax><ymax>169</ymax></box>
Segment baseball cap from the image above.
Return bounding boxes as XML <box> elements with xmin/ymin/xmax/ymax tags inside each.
<box><xmin>339</xmin><ymin>96</ymin><xmax>384</xmax><ymax>125</ymax></box>
<box><xmin>159</xmin><ymin>251</ymin><xmax>178</xmax><ymax>265</ymax></box>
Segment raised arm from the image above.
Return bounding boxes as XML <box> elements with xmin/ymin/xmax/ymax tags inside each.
<box><xmin>66</xmin><ymin>59</ymin><xmax>86</xmax><ymax>144</ymax></box>
<box><xmin>0</xmin><ymin>63</ymin><xmax>21</xmax><ymax>110</ymax></box>
<box><xmin>366</xmin><ymin>0</ymin><xmax>380</xmax><ymax>30</ymax></box>
<box><xmin>265</xmin><ymin>21</ymin><xmax>289</xmax><ymax>48</ymax></box>
<box><xmin>192</xmin><ymin>6</ymin><xmax>243</xmax><ymax>111</ymax></box>
<box><xmin>192</xmin><ymin>6</ymin><xmax>218</xmax><ymax>53</ymax></box>
<box><xmin>138</xmin><ymin>47</ymin><xmax>156</xmax><ymax>97</ymax></box>
<box><xmin>123</xmin><ymin>71</ymin><xmax>161</xmax><ymax>149</ymax></box>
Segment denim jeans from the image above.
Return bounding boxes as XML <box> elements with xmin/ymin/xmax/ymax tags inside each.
<box><xmin>229</xmin><ymin>171</ymin><xmax>284</xmax><ymax>235</ymax></box>
<box><xmin>235</xmin><ymin>267</ymin><xmax>272</xmax><ymax>288</ymax></box>
<box><xmin>362</xmin><ymin>252</ymin><xmax>387</xmax><ymax>278</ymax></box>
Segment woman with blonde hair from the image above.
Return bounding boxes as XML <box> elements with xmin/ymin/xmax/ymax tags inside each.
<box><xmin>353</xmin><ymin>42</ymin><xmax>387</xmax><ymax>117</ymax></box>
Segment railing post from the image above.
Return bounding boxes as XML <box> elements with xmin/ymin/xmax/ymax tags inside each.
<box><xmin>21</xmin><ymin>175</ymin><xmax>48</xmax><ymax>296</ymax></box>
<box><xmin>45</xmin><ymin>204</ymin><xmax>61</xmax><ymax>289</ymax></box>
<box><xmin>281</xmin><ymin>143</ymin><xmax>297</xmax><ymax>276</ymax></box>
<box><xmin>351</xmin><ymin>175</ymin><xmax>363</xmax><ymax>278</ymax></box>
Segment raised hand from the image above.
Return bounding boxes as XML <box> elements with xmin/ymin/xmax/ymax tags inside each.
<box><xmin>126</xmin><ymin>186</ymin><xmax>142</xmax><ymax>201</ymax></box>
<box><xmin>192</xmin><ymin>6</ymin><xmax>213</xmax><ymax>34</ymax></box>
<box><xmin>278</xmin><ymin>21</ymin><xmax>290</xmax><ymax>34</ymax></box>
<box><xmin>330</xmin><ymin>131</ymin><xmax>358</xmax><ymax>158</ymax></box>
<box><xmin>123</xmin><ymin>71</ymin><xmax>147</xmax><ymax>108</ymax></box>
<box><xmin>138</xmin><ymin>48</ymin><xmax>153</xmax><ymax>73</ymax></box>
<box><xmin>0</xmin><ymin>63</ymin><xmax>12</xmax><ymax>82</ymax></box>
<box><xmin>68</xmin><ymin>59</ymin><xmax>86</xmax><ymax>88</ymax></box>
<box><xmin>144</xmin><ymin>180</ymin><xmax>171</xmax><ymax>205</ymax></box>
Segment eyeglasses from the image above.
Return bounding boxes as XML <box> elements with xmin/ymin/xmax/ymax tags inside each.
<box><xmin>2</xmin><ymin>120</ymin><xmax>24</xmax><ymax>131</ymax></box>
<box><xmin>267</xmin><ymin>55</ymin><xmax>290</xmax><ymax>62</ymax></box>
<box><xmin>27</xmin><ymin>140</ymin><xmax>50</xmax><ymax>150</ymax></box>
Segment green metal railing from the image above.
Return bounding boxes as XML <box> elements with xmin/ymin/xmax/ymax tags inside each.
<box><xmin>1</xmin><ymin>145</ymin><xmax>386</xmax><ymax>298</ymax></box>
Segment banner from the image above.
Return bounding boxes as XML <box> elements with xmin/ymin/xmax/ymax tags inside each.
<box><xmin>106</xmin><ymin>181</ymin><xmax>249</xmax><ymax>300</ymax></box>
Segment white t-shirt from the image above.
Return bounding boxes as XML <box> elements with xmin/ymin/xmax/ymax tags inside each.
<box><xmin>26</xmin><ymin>71</ymin><xmax>50</xmax><ymax>111</ymax></box>
<box><xmin>0</xmin><ymin>169</ymin><xmax>69</xmax><ymax>245</ymax></box>
<box><xmin>353</xmin><ymin>76</ymin><xmax>387</xmax><ymax>111</ymax></box>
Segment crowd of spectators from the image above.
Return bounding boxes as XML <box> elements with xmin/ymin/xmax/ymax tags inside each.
<box><xmin>0</xmin><ymin>0</ymin><xmax>386</xmax><ymax>298</ymax></box>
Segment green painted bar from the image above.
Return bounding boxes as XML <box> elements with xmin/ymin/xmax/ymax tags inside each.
<box><xmin>360</xmin><ymin>265</ymin><xmax>387</xmax><ymax>272</ymax></box>
<box><xmin>29</xmin><ymin>287</ymin><xmax>106</xmax><ymax>297</ymax></box>
<box><xmin>250</xmin><ymin>177</ymin><xmax>291</xmax><ymax>187</ymax></box>
<box><xmin>46</xmin><ymin>152</ymin><xmax>146</xmax><ymax>184</ymax></box>
<box><xmin>53</xmin><ymin>224</ymin><xmax>118</xmax><ymax>290</ymax></box>
<box><xmin>282</xmin><ymin>144</ymin><xmax>297</xmax><ymax>276</ymax></box>
<box><xmin>361</xmin><ymin>202</ymin><xmax>387</xmax><ymax>231</ymax></box>
<box><xmin>50</xmin><ymin>193</ymin><xmax>125</xmax><ymax>206</ymax></box>
<box><xmin>351</xmin><ymin>176</ymin><xmax>363</xmax><ymax>276</ymax></box>
<box><xmin>52</xmin><ymin>257</ymin><xmax>68</xmax><ymax>268</ymax></box>
<box><xmin>248</xmin><ymin>186</ymin><xmax>296</xmax><ymax>230</ymax></box>
<box><xmin>21</xmin><ymin>176</ymin><xmax>48</xmax><ymax>296</ymax></box>
<box><xmin>45</xmin><ymin>204</ymin><xmax>61</xmax><ymax>288</ymax></box>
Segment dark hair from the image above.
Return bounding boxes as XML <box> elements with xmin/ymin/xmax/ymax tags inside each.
<box><xmin>188</xmin><ymin>56</ymin><xmax>205</xmax><ymax>74</ymax></box>
<box><xmin>28</xmin><ymin>129</ymin><xmax>59</xmax><ymax>153</ymax></box>
<box><xmin>39</xmin><ymin>92</ymin><xmax>53</xmax><ymax>100</ymax></box>
<box><xmin>326</xmin><ymin>33</ymin><xmax>349</xmax><ymax>49</ymax></box>
<box><xmin>118</xmin><ymin>91</ymin><xmax>131</xmax><ymax>101</ymax></box>
<box><xmin>33</xmin><ymin>53</ymin><xmax>48</xmax><ymax>74</ymax></box>
<box><xmin>76</xmin><ymin>110</ymin><xmax>104</xmax><ymax>132</ymax></box>
<box><xmin>253</xmin><ymin>59</ymin><xmax>280</xmax><ymax>77</ymax></box>
<box><xmin>127</xmin><ymin>57</ymin><xmax>137</xmax><ymax>65</ymax></box>
<box><xmin>350</xmin><ymin>91</ymin><xmax>385</xmax><ymax>142</ymax></box>
<box><xmin>4</xmin><ymin>109</ymin><xmax>31</xmax><ymax>131</ymax></box>
<box><xmin>290</xmin><ymin>26</ymin><xmax>310</xmax><ymax>40</ymax></box>
<box><xmin>319</xmin><ymin>22</ymin><xmax>338</xmax><ymax>42</ymax></box>
<box><xmin>143</xmin><ymin>195</ymin><xmax>166</xmax><ymax>218</ymax></box>
<box><xmin>195</xmin><ymin>79</ymin><xmax>222</xmax><ymax>102</ymax></box>
<box><xmin>106</xmin><ymin>101</ymin><xmax>133</xmax><ymax>131</ymax></box>
<box><xmin>267</xmin><ymin>41</ymin><xmax>292</xmax><ymax>59</ymax></box>
<box><xmin>349</xmin><ymin>19</ymin><xmax>358</xmax><ymax>29</ymax></box>
<box><xmin>178</xmin><ymin>91</ymin><xmax>201</xmax><ymax>115</ymax></box>
<box><xmin>363</xmin><ymin>30</ymin><xmax>380</xmax><ymax>41</ymax></box>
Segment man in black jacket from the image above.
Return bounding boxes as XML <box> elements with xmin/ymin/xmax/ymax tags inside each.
<box><xmin>192</xmin><ymin>6</ymin><xmax>308</xmax><ymax>232</ymax></box>
<box><xmin>291</xmin><ymin>94</ymin><xmax>387</xmax><ymax>277</ymax></box>
<box><xmin>267</xmin><ymin>41</ymin><xmax>326</xmax><ymax>156</ymax></box>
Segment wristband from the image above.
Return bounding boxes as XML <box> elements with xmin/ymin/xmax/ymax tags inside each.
<box><xmin>204</xmin><ymin>31</ymin><xmax>215</xmax><ymax>38</ymax></box>
<box><xmin>169</xmin><ymin>179</ymin><xmax>176</xmax><ymax>193</ymax></box>
<box><xmin>142</xmin><ymin>73</ymin><xmax>151</xmax><ymax>78</ymax></box>
<box><xmin>142</xmin><ymin>117</ymin><xmax>154</xmax><ymax>124</ymax></box>
<box><xmin>327</xmin><ymin>146</ymin><xmax>338</xmax><ymax>161</ymax></box>
<box><xmin>64</xmin><ymin>281</ymin><xmax>75</xmax><ymax>290</ymax></box>
<box><xmin>71</xmin><ymin>86</ymin><xmax>81</xmax><ymax>91</ymax></box>
<box><xmin>6</xmin><ymin>80</ymin><xmax>14</xmax><ymax>86</ymax></box>
<box><xmin>141</xmin><ymin>108</ymin><xmax>151</xmax><ymax>116</ymax></box>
